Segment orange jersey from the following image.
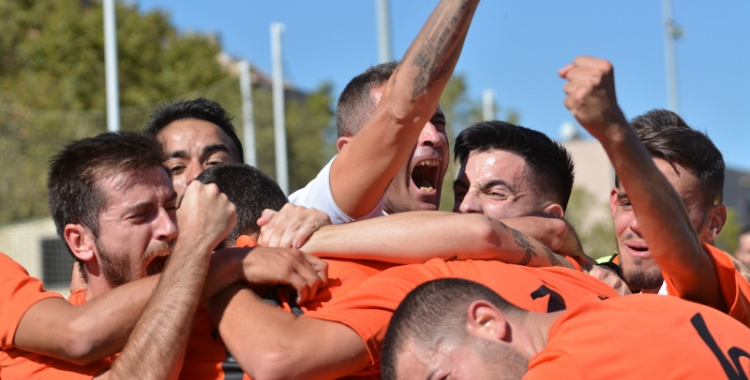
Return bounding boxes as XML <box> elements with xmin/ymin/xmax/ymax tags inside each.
<box><xmin>525</xmin><ymin>294</ymin><xmax>750</xmax><ymax>379</ymax></box>
<box><xmin>0</xmin><ymin>290</ymin><xmax>112</xmax><ymax>380</ymax></box>
<box><xmin>663</xmin><ymin>243</ymin><xmax>750</xmax><ymax>327</ymax></box>
<box><xmin>0</xmin><ymin>252</ymin><xmax>63</xmax><ymax>350</ymax></box>
<box><xmin>304</xmin><ymin>258</ymin><xmax>621</xmax><ymax>376</ymax></box>
<box><xmin>2</xmin><ymin>284</ymin><xmax>238</xmax><ymax>380</ymax></box>
<box><xmin>196</xmin><ymin>236</ymin><xmax>396</xmax><ymax>380</ymax></box>
<box><xmin>234</xmin><ymin>235</ymin><xmax>396</xmax><ymax>313</ymax></box>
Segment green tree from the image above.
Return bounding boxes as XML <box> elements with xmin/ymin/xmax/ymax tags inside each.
<box><xmin>715</xmin><ymin>206</ymin><xmax>742</xmax><ymax>253</ymax></box>
<box><xmin>0</xmin><ymin>0</ymin><xmax>334</xmax><ymax>224</ymax></box>
<box><xmin>564</xmin><ymin>188</ymin><xmax>616</xmax><ymax>259</ymax></box>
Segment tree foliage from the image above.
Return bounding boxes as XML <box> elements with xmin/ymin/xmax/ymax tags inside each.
<box><xmin>564</xmin><ymin>187</ymin><xmax>616</xmax><ymax>259</ymax></box>
<box><xmin>716</xmin><ymin>206</ymin><xmax>742</xmax><ymax>253</ymax></box>
<box><xmin>0</xmin><ymin>0</ymin><xmax>333</xmax><ymax>224</ymax></box>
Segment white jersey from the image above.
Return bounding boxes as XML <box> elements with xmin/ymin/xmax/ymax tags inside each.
<box><xmin>289</xmin><ymin>156</ymin><xmax>387</xmax><ymax>225</ymax></box>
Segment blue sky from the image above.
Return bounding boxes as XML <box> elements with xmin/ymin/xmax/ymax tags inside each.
<box><xmin>135</xmin><ymin>0</ymin><xmax>749</xmax><ymax>170</ymax></box>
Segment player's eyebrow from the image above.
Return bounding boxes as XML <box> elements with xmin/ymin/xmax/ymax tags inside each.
<box><xmin>166</xmin><ymin>149</ymin><xmax>188</xmax><ymax>159</ymax></box>
<box><xmin>201</xmin><ymin>143</ymin><xmax>231</xmax><ymax>157</ymax></box>
<box><xmin>477</xmin><ymin>179</ymin><xmax>515</xmax><ymax>193</ymax></box>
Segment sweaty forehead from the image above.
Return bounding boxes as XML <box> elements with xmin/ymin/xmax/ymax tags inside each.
<box><xmin>462</xmin><ymin>149</ymin><xmax>528</xmax><ymax>187</ymax></box>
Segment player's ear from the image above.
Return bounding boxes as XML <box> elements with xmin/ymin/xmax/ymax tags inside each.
<box><xmin>466</xmin><ymin>300</ymin><xmax>510</xmax><ymax>343</ymax></box>
<box><xmin>542</xmin><ymin>203</ymin><xmax>564</xmax><ymax>219</ymax></box>
<box><xmin>64</xmin><ymin>224</ymin><xmax>97</xmax><ymax>263</ymax></box>
<box><xmin>336</xmin><ymin>136</ymin><xmax>352</xmax><ymax>152</ymax></box>
<box><xmin>705</xmin><ymin>204</ymin><xmax>727</xmax><ymax>242</ymax></box>
<box><xmin>609</xmin><ymin>187</ymin><xmax>619</xmax><ymax>219</ymax></box>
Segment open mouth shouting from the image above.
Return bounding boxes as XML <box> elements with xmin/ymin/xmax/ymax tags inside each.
<box><xmin>144</xmin><ymin>247</ymin><xmax>171</xmax><ymax>276</ymax></box>
<box><xmin>411</xmin><ymin>159</ymin><xmax>441</xmax><ymax>194</ymax></box>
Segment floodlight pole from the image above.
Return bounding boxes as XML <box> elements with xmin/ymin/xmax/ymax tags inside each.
<box><xmin>376</xmin><ymin>0</ymin><xmax>392</xmax><ymax>63</ymax></box>
<box><xmin>482</xmin><ymin>89</ymin><xmax>495</xmax><ymax>121</ymax></box>
<box><xmin>239</xmin><ymin>60</ymin><xmax>257</xmax><ymax>167</ymax></box>
<box><xmin>103</xmin><ymin>0</ymin><xmax>120</xmax><ymax>131</ymax></box>
<box><xmin>271</xmin><ymin>22</ymin><xmax>289</xmax><ymax>194</ymax></box>
<box><xmin>662</xmin><ymin>0</ymin><xmax>680</xmax><ymax>114</ymax></box>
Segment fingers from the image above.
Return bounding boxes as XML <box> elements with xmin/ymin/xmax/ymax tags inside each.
<box><xmin>257</xmin><ymin>209</ymin><xmax>277</xmax><ymax>228</ymax></box>
<box><xmin>302</xmin><ymin>251</ymin><xmax>329</xmax><ymax>283</ymax></box>
<box><xmin>558</xmin><ymin>56</ymin><xmax>624</xmax><ymax>140</ymax></box>
<box><xmin>178</xmin><ymin>182</ymin><xmax>237</xmax><ymax>251</ymax></box>
<box><xmin>240</xmin><ymin>247</ymin><xmax>325</xmax><ymax>304</ymax></box>
<box><xmin>258</xmin><ymin>204</ymin><xmax>331</xmax><ymax>248</ymax></box>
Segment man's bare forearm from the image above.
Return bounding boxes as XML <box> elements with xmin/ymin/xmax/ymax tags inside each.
<box><xmin>208</xmin><ymin>285</ymin><xmax>369</xmax><ymax>380</ymax></box>
<box><xmin>14</xmin><ymin>251</ymin><xmax>241</xmax><ymax>365</ymax></box>
<box><xmin>107</xmin><ymin>236</ymin><xmax>212</xmax><ymax>380</ymax></box>
<box><xmin>600</xmin><ymin>121</ymin><xmax>718</xmax><ymax>303</ymax></box>
<box><xmin>560</xmin><ymin>57</ymin><xmax>720</xmax><ymax>306</ymax></box>
<box><xmin>302</xmin><ymin>211</ymin><xmax>575</xmax><ymax>269</ymax></box>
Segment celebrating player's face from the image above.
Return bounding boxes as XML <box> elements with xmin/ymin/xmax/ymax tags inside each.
<box><xmin>611</xmin><ymin>158</ymin><xmax>718</xmax><ymax>291</ymax></box>
<box><xmin>381</xmin><ymin>106</ymin><xmax>450</xmax><ymax>213</ymax></box>
<box><xmin>94</xmin><ymin>166</ymin><xmax>177</xmax><ymax>288</ymax></box>
<box><xmin>453</xmin><ymin>149</ymin><xmax>544</xmax><ymax>220</ymax></box>
<box><xmin>158</xmin><ymin>119</ymin><xmax>240</xmax><ymax>198</ymax></box>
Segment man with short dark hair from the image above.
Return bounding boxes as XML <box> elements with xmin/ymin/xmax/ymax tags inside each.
<box><xmin>144</xmin><ymin>97</ymin><xmax>244</xmax><ymax>198</ymax></box>
<box><xmin>381</xmin><ymin>278</ymin><xmax>750</xmax><ymax>380</ymax></box>
<box><xmin>1</xmin><ymin>132</ymin><xmax>238</xmax><ymax>379</ymax></box>
<box><xmin>453</xmin><ymin>120</ymin><xmax>574</xmax><ymax>220</ymax></box>
<box><xmin>560</xmin><ymin>56</ymin><xmax>750</xmax><ymax>325</ymax></box>
<box><xmin>289</xmin><ymin>44</ymin><xmax>451</xmax><ymax>223</ymax></box>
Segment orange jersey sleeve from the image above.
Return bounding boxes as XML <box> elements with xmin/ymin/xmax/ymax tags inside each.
<box><xmin>0</xmin><ymin>252</ymin><xmax>64</xmax><ymax>351</ymax></box>
<box><xmin>527</xmin><ymin>294</ymin><xmax>750</xmax><ymax>379</ymax></box>
<box><xmin>0</xmin><ymin>277</ymin><xmax>112</xmax><ymax>380</ymax></box>
<box><xmin>304</xmin><ymin>258</ymin><xmax>620</xmax><ymax>373</ymax></box>
<box><xmin>663</xmin><ymin>243</ymin><xmax>750</xmax><ymax>327</ymax></box>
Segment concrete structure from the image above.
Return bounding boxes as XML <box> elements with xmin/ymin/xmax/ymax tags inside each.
<box><xmin>0</xmin><ymin>217</ymin><xmax>69</xmax><ymax>295</ymax></box>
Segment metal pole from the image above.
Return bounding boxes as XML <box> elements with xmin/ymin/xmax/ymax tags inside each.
<box><xmin>482</xmin><ymin>89</ymin><xmax>495</xmax><ymax>121</ymax></box>
<box><xmin>376</xmin><ymin>0</ymin><xmax>392</xmax><ymax>63</ymax></box>
<box><xmin>238</xmin><ymin>60</ymin><xmax>257</xmax><ymax>167</ymax></box>
<box><xmin>103</xmin><ymin>0</ymin><xmax>120</xmax><ymax>132</ymax></box>
<box><xmin>271</xmin><ymin>22</ymin><xmax>289</xmax><ymax>194</ymax></box>
<box><xmin>662</xmin><ymin>0</ymin><xmax>680</xmax><ymax>114</ymax></box>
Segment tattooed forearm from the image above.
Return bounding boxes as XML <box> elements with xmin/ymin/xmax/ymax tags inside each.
<box><xmin>512</xmin><ymin>228</ymin><xmax>537</xmax><ymax>266</ymax></box>
<box><xmin>408</xmin><ymin>0</ymin><xmax>478</xmax><ymax>99</ymax></box>
<box><xmin>544</xmin><ymin>246</ymin><xmax>574</xmax><ymax>269</ymax></box>
<box><xmin>488</xmin><ymin>216</ymin><xmax>511</xmax><ymax>231</ymax></box>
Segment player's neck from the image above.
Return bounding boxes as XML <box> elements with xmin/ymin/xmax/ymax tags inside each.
<box><xmin>84</xmin><ymin>275</ymin><xmax>115</xmax><ymax>301</ymax></box>
<box><xmin>520</xmin><ymin>311</ymin><xmax>562</xmax><ymax>355</ymax></box>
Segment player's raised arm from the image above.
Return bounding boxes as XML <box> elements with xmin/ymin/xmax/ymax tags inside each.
<box><xmin>331</xmin><ymin>0</ymin><xmax>480</xmax><ymax>218</ymax></box>
<box><xmin>559</xmin><ymin>56</ymin><xmax>721</xmax><ymax>307</ymax></box>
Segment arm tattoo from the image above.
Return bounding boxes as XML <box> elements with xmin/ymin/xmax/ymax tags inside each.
<box><xmin>544</xmin><ymin>246</ymin><xmax>574</xmax><ymax>269</ymax></box>
<box><xmin>512</xmin><ymin>229</ymin><xmax>537</xmax><ymax>266</ymax></box>
<box><xmin>489</xmin><ymin>216</ymin><xmax>511</xmax><ymax>231</ymax></box>
<box><xmin>410</xmin><ymin>0</ymin><xmax>474</xmax><ymax>99</ymax></box>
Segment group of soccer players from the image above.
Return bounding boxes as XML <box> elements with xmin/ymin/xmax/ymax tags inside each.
<box><xmin>2</xmin><ymin>0</ymin><xmax>750</xmax><ymax>378</ymax></box>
